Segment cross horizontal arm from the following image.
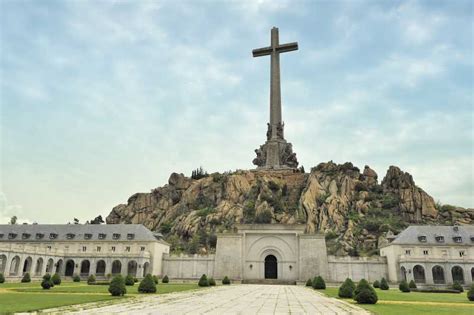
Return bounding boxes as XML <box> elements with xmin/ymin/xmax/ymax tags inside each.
<box><xmin>275</xmin><ymin>42</ymin><xmax>298</xmax><ymax>53</ymax></box>
<box><xmin>252</xmin><ymin>46</ymin><xmax>272</xmax><ymax>57</ymax></box>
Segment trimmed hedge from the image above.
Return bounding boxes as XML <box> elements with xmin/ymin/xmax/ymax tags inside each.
<box><xmin>108</xmin><ymin>275</ymin><xmax>126</xmax><ymax>296</ymax></box>
<box><xmin>452</xmin><ymin>281</ymin><xmax>464</xmax><ymax>293</ymax></box>
<box><xmin>338</xmin><ymin>278</ymin><xmax>355</xmax><ymax>298</ymax></box>
<box><xmin>380</xmin><ymin>278</ymin><xmax>389</xmax><ymax>290</ymax></box>
<box><xmin>87</xmin><ymin>274</ymin><xmax>96</xmax><ymax>285</ymax></box>
<box><xmin>305</xmin><ymin>278</ymin><xmax>312</xmax><ymax>287</ymax></box>
<box><xmin>73</xmin><ymin>274</ymin><xmax>81</xmax><ymax>282</ymax></box>
<box><xmin>138</xmin><ymin>274</ymin><xmax>157</xmax><ymax>293</ymax></box>
<box><xmin>162</xmin><ymin>275</ymin><xmax>169</xmax><ymax>283</ymax></box>
<box><xmin>408</xmin><ymin>280</ymin><xmax>417</xmax><ymax>289</ymax></box>
<box><xmin>354</xmin><ymin>278</ymin><xmax>378</xmax><ymax>304</ymax></box>
<box><xmin>467</xmin><ymin>284</ymin><xmax>474</xmax><ymax>301</ymax></box>
<box><xmin>0</xmin><ymin>273</ymin><xmax>4</xmax><ymax>283</ymax></box>
<box><xmin>312</xmin><ymin>276</ymin><xmax>326</xmax><ymax>290</ymax></box>
<box><xmin>41</xmin><ymin>274</ymin><xmax>54</xmax><ymax>290</ymax></box>
<box><xmin>222</xmin><ymin>276</ymin><xmax>231</xmax><ymax>285</ymax></box>
<box><xmin>399</xmin><ymin>280</ymin><xmax>410</xmax><ymax>292</ymax></box>
<box><xmin>372</xmin><ymin>280</ymin><xmax>380</xmax><ymax>288</ymax></box>
<box><xmin>52</xmin><ymin>273</ymin><xmax>61</xmax><ymax>285</ymax></box>
<box><xmin>198</xmin><ymin>274</ymin><xmax>209</xmax><ymax>287</ymax></box>
<box><xmin>209</xmin><ymin>278</ymin><xmax>216</xmax><ymax>286</ymax></box>
<box><xmin>411</xmin><ymin>288</ymin><xmax>462</xmax><ymax>293</ymax></box>
<box><xmin>21</xmin><ymin>272</ymin><xmax>31</xmax><ymax>283</ymax></box>
<box><xmin>125</xmin><ymin>275</ymin><xmax>135</xmax><ymax>286</ymax></box>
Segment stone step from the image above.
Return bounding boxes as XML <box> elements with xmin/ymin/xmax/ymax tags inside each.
<box><xmin>241</xmin><ymin>279</ymin><xmax>296</xmax><ymax>285</ymax></box>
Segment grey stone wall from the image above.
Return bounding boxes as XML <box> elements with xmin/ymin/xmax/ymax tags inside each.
<box><xmin>162</xmin><ymin>254</ymin><xmax>215</xmax><ymax>279</ymax></box>
<box><xmin>213</xmin><ymin>234</ymin><xmax>243</xmax><ymax>280</ymax></box>
<box><xmin>328</xmin><ymin>255</ymin><xmax>388</xmax><ymax>282</ymax></box>
<box><xmin>298</xmin><ymin>235</ymin><xmax>328</xmax><ymax>281</ymax></box>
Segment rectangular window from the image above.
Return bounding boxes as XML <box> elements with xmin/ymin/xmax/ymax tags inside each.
<box><xmin>111</xmin><ymin>246</ymin><xmax>116</xmax><ymax>252</ymax></box>
<box><xmin>47</xmin><ymin>245</ymin><xmax>52</xmax><ymax>250</ymax></box>
<box><xmin>423</xmin><ymin>250</ymin><xmax>429</xmax><ymax>255</ymax></box>
<box><xmin>140</xmin><ymin>246</ymin><xmax>145</xmax><ymax>251</ymax></box>
<box><xmin>459</xmin><ymin>251</ymin><xmax>465</xmax><ymax>257</ymax></box>
<box><xmin>82</xmin><ymin>246</ymin><xmax>87</xmax><ymax>252</ymax></box>
<box><xmin>97</xmin><ymin>246</ymin><xmax>101</xmax><ymax>252</ymax></box>
<box><xmin>126</xmin><ymin>246</ymin><xmax>131</xmax><ymax>252</ymax></box>
<box><xmin>405</xmin><ymin>250</ymin><xmax>411</xmax><ymax>255</ymax></box>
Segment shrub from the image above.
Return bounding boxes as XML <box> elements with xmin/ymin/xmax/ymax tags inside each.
<box><xmin>152</xmin><ymin>275</ymin><xmax>159</xmax><ymax>284</ymax></box>
<box><xmin>162</xmin><ymin>275</ymin><xmax>169</xmax><ymax>283</ymax></box>
<box><xmin>452</xmin><ymin>281</ymin><xmax>464</xmax><ymax>292</ymax></box>
<box><xmin>138</xmin><ymin>274</ymin><xmax>157</xmax><ymax>293</ymax></box>
<box><xmin>125</xmin><ymin>275</ymin><xmax>135</xmax><ymax>286</ymax></box>
<box><xmin>312</xmin><ymin>276</ymin><xmax>326</xmax><ymax>290</ymax></box>
<box><xmin>467</xmin><ymin>284</ymin><xmax>474</xmax><ymax>301</ymax></box>
<box><xmin>198</xmin><ymin>274</ymin><xmax>209</xmax><ymax>287</ymax></box>
<box><xmin>372</xmin><ymin>280</ymin><xmax>380</xmax><ymax>288</ymax></box>
<box><xmin>108</xmin><ymin>275</ymin><xmax>126</xmax><ymax>296</ymax></box>
<box><xmin>354</xmin><ymin>279</ymin><xmax>370</xmax><ymax>296</ymax></box>
<box><xmin>408</xmin><ymin>280</ymin><xmax>417</xmax><ymax>289</ymax></box>
<box><xmin>354</xmin><ymin>278</ymin><xmax>377</xmax><ymax>304</ymax></box>
<box><xmin>73</xmin><ymin>274</ymin><xmax>81</xmax><ymax>282</ymax></box>
<box><xmin>399</xmin><ymin>280</ymin><xmax>410</xmax><ymax>292</ymax></box>
<box><xmin>338</xmin><ymin>278</ymin><xmax>355</xmax><ymax>298</ymax></box>
<box><xmin>222</xmin><ymin>276</ymin><xmax>231</xmax><ymax>285</ymax></box>
<box><xmin>209</xmin><ymin>278</ymin><xmax>216</xmax><ymax>286</ymax></box>
<box><xmin>87</xmin><ymin>274</ymin><xmax>96</xmax><ymax>285</ymax></box>
<box><xmin>134</xmin><ymin>277</ymin><xmax>138</xmax><ymax>283</ymax></box>
<box><xmin>41</xmin><ymin>274</ymin><xmax>54</xmax><ymax>290</ymax></box>
<box><xmin>21</xmin><ymin>272</ymin><xmax>31</xmax><ymax>283</ymax></box>
<box><xmin>254</xmin><ymin>210</ymin><xmax>272</xmax><ymax>224</ymax></box>
<box><xmin>0</xmin><ymin>273</ymin><xmax>4</xmax><ymax>283</ymax></box>
<box><xmin>380</xmin><ymin>278</ymin><xmax>389</xmax><ymax>290</ymax></box>
<box><xmin>52</xmin><ymin>273</ymin><xmax>61</xmax><ymax>285</ymax></box>
<box><xmin>305</xmin><ymin>278</ymin><xmax>312</xmax><ymax>287</ymax></box>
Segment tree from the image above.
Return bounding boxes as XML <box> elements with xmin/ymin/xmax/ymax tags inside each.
<box><xmin>9</xmin><ymin>216</ymin><xmax>17</xmax><ymax>225</ymax></box>
<box><xmin>73</xmin><ymin>218</ymin><xmax>79</xmax><ymax>224</ymax></box>
<box><xmin>338</xmin><ymin>278</ymin><xmax>355</xmax><ymax>298</ymax></box>
<box><xmin>354</xmin><ymin>278</ymin><xmax>378</xmax><ymax>304</ymax></box>
<box><xmin>162</xmin><ymin>275</ymin><xmax>169</xmax><ymax>283</ymax></box>
<box><xmin>467</xmin><ymin>284</ymin><xmax>474</xmax><ymax>301</ymax></box>
<box><xmin>52</xmin><ymin>273</ymin><xmax>61</xmax><ymax>285</ymax></box>
<box><xmin>399</xmin><ymin>280</ymin><xmax>410</xmax><ymax>292</ymax></box>
<box><xmin>312</xmin><ymin>276</ymin><xmax>326</xmax><ymax>290</ymax></box>
<box><xmin>138</xmin><ymin>274</ymin><xmax>157</xmax><ymax>293</ymax></box>
<box><xmin>125</xmin><ymin>275</ymin><xmax>135</xmax><ymax>286</ymax></box>
<box><xmin>191</xmin><ymin>167</ymin><xmax>208</xmax><ymax>180</ymax></box>
<box><xmin>21</xmin><ymin>273</ymin><xmax>31</xmax><ymax>283</ymax></box>
<box><xmin>380</xmin><ymin>278</ymin><xmax>389</xmax><ymax>290</ymax></box>
<box><xmin>408</xmin><ymin>280</ymin><xmax>417</xmax><ymax>289</ymax></box>
<box><xmin>198</xmin><ymin>274</ymin><xmax>209</xmax><ymax>287</ymax></box>
<box><xmin>90</xmin><ymin>215</ymin><xmax>104</xmax><ymax>224</ymax></box>
<box><xmin>108</xmin><ymin>275</ymin><xmax>126</xmax><ymax>296</ymax></box>
<box><xmin>372</xmin><ymin>280</ymin><xmax>380</xmax><ymax>288</ymax></box>
<box><xmin>41</xmin><ymin>274</ymin><xmax>54</xmax><ymax>290</ymax></box>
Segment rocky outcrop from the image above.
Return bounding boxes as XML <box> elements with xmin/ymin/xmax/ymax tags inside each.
<box><xmin>106</xmin><ymin>162</ymin><xmax>473</xmax><ymax>256</ymax></box>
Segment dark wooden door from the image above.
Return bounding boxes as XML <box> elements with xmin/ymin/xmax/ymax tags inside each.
<box><xmin>264</xmin><ymin>255</ymin><xmax>277</xmax><ymax>279</ymax></box>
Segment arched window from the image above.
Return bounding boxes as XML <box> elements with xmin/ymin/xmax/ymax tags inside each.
<box><xmin>127</xmin><ymin>260</ymin><xmax>138</xmax><ymax>276</ymax></box>
<box><xmin>142</xmin><ymin>262</ymin><xmax>150</xmax><ymax>277</ymax></box>
<box><xmin>22</xmin><ymin>257</ymin><xmax>33</xmax><ymax>275</ymax></box>
<box><xmin>35</xmin><ymin>258</ymin><xmax>44</xmax><ymax>276</ymax></box>
<box><xmin>46</xmin><ymin>259</ymin><xmax>54</xmax><ymax>273</ymax></box>
<box><xmin>80</xmin><ymin>260</ymin><xmax>90</xmax><ymax>276</ymax></box>
<box><xmin>413</xmin><ymin>265</ymin><xmax>426</xmax><ymax>283</ymax></box>
<box><xmin>400</xmin><ymin>266</ymin><xmax>407</xmax><ymax>282</ymax></box>
<box><xmin>96</xmin><ymin>260</ymin><xmax>106</xmax><ymax>276</ymax></box>
<box><xmin>65</xmin><ymin>259</ymin><xmax>75</xmax><ymax>277</ymax></box>
<box><xmin>0</xmin><ymin>255</ymin><xmax>7</xmax><ymax>274</ymax></box>
<box><xmin>451</xmin><ymin>266</ymin><xmax>464</xmax><ymax>284</ymax></box>
<box><xmin>471</xmin><ymin>267</ymin><xmax>474</xmax><ymax>282</ymax></box>
<box><xmin>55</xmin><ymin>259</ymin><xmax>63</xmax><ymax>274</ymax></box>
<box><xmin>432</xmin><ymin>265</ymin><xmax>445</xmax><ymax>284</ymax></box>
<box><xmin>9</xmin><ymin>256</ymin><xmax>20</xmax><ymax>276</ymax></box>
<box><xmin>112</xmin><ymin>260</ymin><xmax>122</xmax><ymax>275</ymax></box>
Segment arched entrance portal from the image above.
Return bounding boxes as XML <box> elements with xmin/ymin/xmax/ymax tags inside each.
<box><xmin>264</xmin><ymin>255</ymin><xmax>277</xmax><ymax>279</ymax></box>
<box><xmin>65</xmin><ymin>260</ymin><xmax>75</xmax><ymax>277</ymax></box>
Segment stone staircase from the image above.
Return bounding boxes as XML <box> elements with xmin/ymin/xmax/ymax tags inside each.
<box><xmin>241</xmin><ymin>279</ymin><xmax>296</xmax><ymax>285</ymax></box>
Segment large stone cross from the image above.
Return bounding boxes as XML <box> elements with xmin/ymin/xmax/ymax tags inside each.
<box><xmin>253</xmin><ymin>27</ymin><xmax>298</xmax><ymax>140</ymax></box>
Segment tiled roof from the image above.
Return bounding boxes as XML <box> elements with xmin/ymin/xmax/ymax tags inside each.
<box><xmin>0</xmin><ymin>224</ymin><xmax>161</xmax><ymax>242</ymax></box>
<box><xmin>391</xmin><ymin>225</ymin><xmax>474</xmax><ymax>245</ymax></box>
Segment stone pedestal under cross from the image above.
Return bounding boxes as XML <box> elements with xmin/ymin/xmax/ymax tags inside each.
<box><xmin>252</xmin><ymin>27</ymin><xmax>299</xmax><ymax>169</ymax></box>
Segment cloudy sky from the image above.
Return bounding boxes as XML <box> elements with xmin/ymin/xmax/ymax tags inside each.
<box><xmin>1</xmin><ymin>0</ymin><xmax>472</xmax><ymax>224</ymax></box>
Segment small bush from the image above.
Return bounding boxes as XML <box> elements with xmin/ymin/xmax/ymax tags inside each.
<box><xmin>0</xmin><ymin>273</ymin><xmax>4</xmax><ymax>283</ymax></box>
<box><xmin>52</xmin><ymin>273</ymin><xmax>61</xmax><ymax>285</ymax></box>
<box><xmin>87</xmin><ymin>274</ymin><xmax>96</xmax><ymax>285</ymax></box>
<box><xmin>312</xmin><ymin>276</ymin><xmax>326</xmax><ymax>290</ymax></box>
<box><xmin>373</xmin><ymin>280</ymin><xmax>380</xmax><ymax>288</ymax></box>
<box><xmin>162</xmin><ymin>275</ymin><xmax>169</xmax><ymax>283</ymax></box>
<box><xmin>355</xmin><ymin>279</ymin><xmax>370</xmax><ymax>296</ymax></box>
<box><xmin>467</xmin><ymin>284</ymin><xmax>474</xmax><ymax>301</ymax></box>
<box><xmin>399</xmin><ymin>280</ymin><xmax>410</xmax><ymax>292</ymax></box>
<box><xmin>152</xmin><ymin>275</ymin><xmax>159</xmax><ymax>284</ymax></box>
<box><xmin>452</xmin><ymin>281</ymin><xmax>464</xmax><ymax>292</ymax></box>
<box><xmin>305</xmin><ymin>278</ymin><xmax>312</xmax><ymax>287</ymax></box>
<box><xmin>138</xmin><ymin>274</ymin><xmax>157</xmax><ymax>293</ymax></box>
<box><xmin>125</xmin><ymin>275</ymin><xmax>135</xmax><ymax>286</ymax></box>
<box><xmin>209</xmin><ymin>278</ymin><xmax>216</xmax><ymax>286</ymax></box>
<box><xmin>354</xmin><ymin>278</ymin><xmax>378</xmax><ymax>304</ymax></box>
<box><xmin>222</xmin><ymin>276</ymin><xmax>231</xmax><ymax>285</ymax></box>
<box><xmin>338</xmin><ymin>278</ymin><xmax>355</xmax><ymax>298</ymax></box>
<box><xmin>408</xmin><ymin>280</ymin><xmax>417</xmax><ymax>289</ymax></box>
<box><xmin>108</xmin><ymin>275</ymin><xmax>126</xmax><ymax>296</ymax></box>
<box><xmin>380</xmin><ymin>278</ymin><xmax>389</xmax><ymax>290</ymax></box>
<box><xmin>73</xmin><ymin>274</ymin><xmax>81</xmax><ymax>282</ymax></box>
<box><xmin>41</xmin><ymin>274</ymin><xmax>53</xmax><ymax>290</ymax></box>
<box><xmin>21</xmin><ymin>272</ymin><xmax>31</xmax><ymax>283</ymax></box>
<box><xmin>198</xmin><ymin>274</ymin><xmax>209</xmax><ymax>287</ymax></box>
<box><xmin>134</xmin><ymin>277</ymin><xmax>138</xmax><ymax>283</ymax></box>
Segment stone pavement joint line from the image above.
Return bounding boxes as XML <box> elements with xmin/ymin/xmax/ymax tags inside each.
<box><xmin>52</xmin><ymin>285</ymin><xmax>370</xmax><ymax>314</ymax></box>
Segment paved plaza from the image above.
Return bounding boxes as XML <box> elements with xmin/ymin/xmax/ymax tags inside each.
<box><xmin>57</xmin><ymin>285</ymin><xmax>369</xmax><ymax>314</ymax></box>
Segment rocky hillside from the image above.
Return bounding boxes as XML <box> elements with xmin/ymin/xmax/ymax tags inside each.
<box><xmin>106</xmin><ymin>161</ymin><xmax>473</xmax><ymax>256</ymax></box>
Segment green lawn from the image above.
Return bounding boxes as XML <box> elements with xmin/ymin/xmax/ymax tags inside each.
<box><xmin>317</xmin><ymin>287</ymin><xmax>474</xmax><ymax>315</ymax></box>
<box><xmin>0</xmin><ymin>281</ymin><xmax>201</xmax><ymax>313</ymax></box>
